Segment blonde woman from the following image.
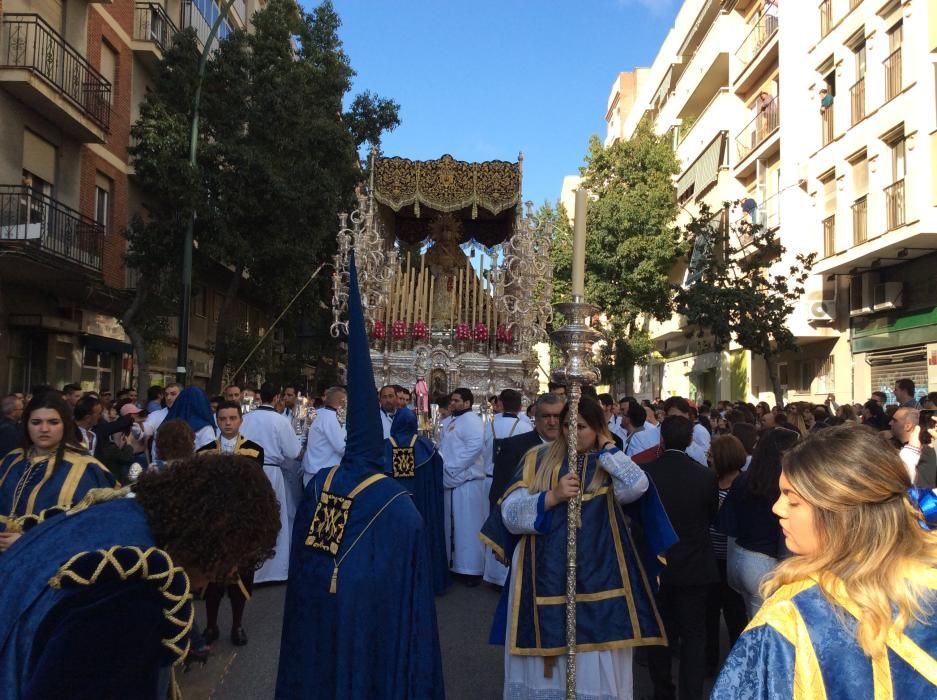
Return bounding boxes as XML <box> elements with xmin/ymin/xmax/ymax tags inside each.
<box><xmin>482</xmin><ymin>397</ymin><xmax>675</xmax><ymax>700</ymax></box>
<box><xmin>713</xmin><ymin>425</ymin><xmax>937</xmax><ymax>696</ymax></box>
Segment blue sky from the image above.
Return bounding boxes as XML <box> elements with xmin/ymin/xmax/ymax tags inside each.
<box><xmin>318</xmin><ymin>0</ymin><xmax>680</xmax><ymax>209</ymax></box>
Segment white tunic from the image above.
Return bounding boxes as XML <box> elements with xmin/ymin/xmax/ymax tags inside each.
<box><xmin>240</xmin><ymin>405</ymin><xmax>303</xmax><ymax>583</ymax></box>
<box><xmin>439</xmin><ymin>410</ymin><xmax>486</xmax><ymax>575</ymax></box>
<box><xmin>482</xmin><ymin>413</ymin><xmax>532</xmax><ymax>586</ymax></box>
<box><xmin>302</xmin><ymin>407</ymin><xmax>346</xmax><ymax>486</ymax></box>
<box><xmin>688</xmin><ymin>422</ymin><xmax>711</xmax><ymax>465</ymax></box>
<box><xmin>500</xmin><ymin>450</ymin><xmax>647</xmax><ymax>700</ymax></box>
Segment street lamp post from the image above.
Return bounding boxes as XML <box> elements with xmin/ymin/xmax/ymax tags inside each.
<box><xmin>176</xmin><ymin>0</ymin><xmax>238</xmax><ymax>385</ymax></box>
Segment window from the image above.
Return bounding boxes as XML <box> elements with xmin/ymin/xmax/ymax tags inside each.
<box><xmin>100</xmin><ymin>41</ymin><xmax>118</xmax><ymax>104</ymax></box>
<box><xmin>885</xmin><ymin>131</ymin><xmax>906</xmax><ymax>230</ymax></box>
<box><xmin>851</xmin><ymin>42</ymin><xmax>866</xmax><ymax>124</ymax></box>
<box><xmin>821</xmin><ymin>173</ymin><xmax>837</xmax><ymax>256</ymax></box>
<box><xmin>816</xmin><ymin>357</ymin><xmax>834</xmax><ymax>394</ymax></box>
<box><xmin>851</xmin><ymin>155</ymin><xmax>868</xmax><ymax>243</ymax></box>
<box><xmin>884</xmin><ymin>22</ymin><xmax>903</xmax><ymax>101</ymax></box>
<box><xmin>193</xmin><ymin>287</ymin><xmax>207</xmax><ymax>318</ymax></box>
<box><xmin>21</xmin><ymin>129</ymin><xmax>56</xmax><ymax>196</ymax></box>
<box><xmin>95</xmin><ymin>172</ymin><xmax>111</xmax><ymax>232</ymax></box>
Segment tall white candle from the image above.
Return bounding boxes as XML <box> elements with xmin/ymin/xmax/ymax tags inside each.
<box><xmin>572</xmin><ymin>187</ymin><xmax>588</xmax><ymax>298</ymax></box>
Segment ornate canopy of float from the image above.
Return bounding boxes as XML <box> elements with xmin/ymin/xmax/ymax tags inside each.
<box><xmin>330</xmin><ymin>152</ymin><xmax>553</xmax><ymax>411</ymax></box>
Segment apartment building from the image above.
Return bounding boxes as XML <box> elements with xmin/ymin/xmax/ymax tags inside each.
<box><xmin>604</xmin><ymin>69</ymin><xmax>650</xmax><ymax>147</ymax></box>
<box><xmin>0</xmin><ymin>0</ymin><xmax>266</xmax><ymax>394</ymax></box>
<box><xmin>807</xmin><ymin>0</ymin><xmax>937</xmax><ymax>405</ymax></box>
<box><xmin>605</xmin><ymin>0</ymin><xmax>936</xmax><ymax>405</ymax></box>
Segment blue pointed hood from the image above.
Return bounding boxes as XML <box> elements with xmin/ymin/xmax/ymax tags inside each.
<box><xmin>340</xmin><ymin>252</ymin><xmax>385</xmax><ymax>474</ymax></box>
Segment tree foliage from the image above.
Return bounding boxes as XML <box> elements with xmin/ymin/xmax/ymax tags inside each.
<box><xmin>126</xmin><ymin>0</ymin><xmax>400</xmax><ymax>391</ymax></box>
<box><xmin>673</xmin><ymin>201</ymin><xmax>817</xmax><ymax>406</ymax></box>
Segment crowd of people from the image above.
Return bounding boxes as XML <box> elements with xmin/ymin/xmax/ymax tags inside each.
<box><xmin>2</xmin><ymin>358</ymin><xmax>937</xmax><ymax>698</ymax></box>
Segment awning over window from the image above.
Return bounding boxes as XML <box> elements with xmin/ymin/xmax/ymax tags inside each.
<box><xmin>677</xmin><ymin>132</ymin><xmax>727</xmax><ymax>202</ymax></box>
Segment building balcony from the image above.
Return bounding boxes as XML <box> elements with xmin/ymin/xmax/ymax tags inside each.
<box><xmin>821</xmin><ymin>104</ymin><xmax>834</xmax><ymax>147</ymax></box>
<box><xmin>822</xmin><ymin>214</ymin><xmax>836</xmax><ymax>258</ymax></box>
<box><xmin>884</xmin><ymin>48</ymin><xmax>902</xmax><ymax>102</ymax></box>
<box><xmin>819</xmin><ymin>0</ymin><xmax>832</xmax><ymax>39</ymax></box>
<box><xmin>735</xmin><ymin>96</ymin><xmax>779</xmax><ymax>173</ymax></box>
<box><xmin>850</xmin><ymin>77</ymin><xmax>865</xmax><ymax>126</ymax></box>
<box><xmin>181</xmin><ymin>1</ymin><xmax>212</xmax><ymax>48</ymax></box>
<box><xmin>0</xmin><ymin>185</ymin><xmax>104</xmax><ymax>273</ymax></box>
<box><xmin>0</xmin><ymin>14</ymin><xmax>110</xmax><ymax>142</ymax></box>
<box><xmin>733</xmin><ymin>3</ymin><xmax>778</xmax><ymax>95</ymax></box>
<box><xmin>650</xmin><ymin>313</ymin><xmax>688</xmax><ymax>343</ymax></box>
<box><xmin>133</xmin><ymin>3</ymin><xmax>178</xmax><ymax>71</ymax></box>
<box><xmin>885</xmin><ymin>179</ymin><xmax>905</xmax><ymax>232</ymax></box>
<box><xmin>852</xmin><ymin>196</ymin><xmax>867</xmax><ymax>244</ymax></box>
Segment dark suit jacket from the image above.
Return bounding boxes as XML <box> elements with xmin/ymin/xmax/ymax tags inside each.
<box><xmin>489</xmin><ymin>430</ymin><xmax>545</xmax><ymax>510</ymax></box>
<box><xmin>643</xmin><ymin>449</ymin><xmax>720</xmax><ymax>587</ymax></box>
<box><xmin>0</xmin><ymin>417</ymin><xmax>20</xmax><ymax>460</ymax></box>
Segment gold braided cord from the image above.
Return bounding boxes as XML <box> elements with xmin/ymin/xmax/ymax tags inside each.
<box><xmin>4</xmin><ymin>486</ymin><xmax>127</xmax><ymax>534</ymax></box>
<box><xmin>48</xmin><ymin>545</ymin><xmax>194</xmax><ymax>664</ymax></box>
<box><xmin>374</xmin><ymin>154</ymin><xmax>520</xmax><ymax>218</ymax></box>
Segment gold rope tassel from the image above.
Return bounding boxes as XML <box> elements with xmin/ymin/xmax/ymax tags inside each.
<box><xmin>329</xmin><ymin>564</ymin><xmax>339</xmax><ymax>594</ymax></box>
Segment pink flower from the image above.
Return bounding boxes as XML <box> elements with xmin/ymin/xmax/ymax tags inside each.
<box><xmin>392</xmin><ymin>320</ymin><xmax>408</xmax><ymax>339</ymax></box>
<box><xmin>496</xmin><ymin>324</ymin><xmax>513</xmax><ymax>342</ymax></box>
<box><xmin>473</xmin><ymin>323</ymin><xmax>489</xmax><ymax>341</ymax></box>
<box><xmin>455</xmin><ymin>322</ymin><xmax>471</xmax><ymax>340</ymax></box>
<box><xmin>411</xmin><ymin>321</ymin><xmax>428</xmax><ymax>339</ymax></box>
<box><xmin>372</xmin><ymin>321</ymin><xmax>386</xmax><ymax>340</ymax></box>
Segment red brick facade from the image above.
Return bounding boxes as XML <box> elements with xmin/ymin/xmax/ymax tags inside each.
<box><xmin>80</xmin><ymin>3</ymin><xmax>136</xmax><ymax>291</ymax></box>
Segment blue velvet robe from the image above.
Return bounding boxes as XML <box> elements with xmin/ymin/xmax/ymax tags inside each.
<box><xmin>276</xmin><ymin>465</ymin><xmax>445</xmax><ymax>699</ymax></box>
<box><xmin>383</xmin><ymin>408</ymin><xmax>449</xmax><ymax>595</ymax></box>
<box><xmin>0</xmin><ymin>496</ymin><xmax>192</xmax><ymax>699</ymax></box>
<box><xmin>0</xmin><ymin>447</ymin><xmax>117</xmax><ymax>532</ymax></box>
<box><xmin>712</xmin><ymin>575</ymin><xmax>937</xmax><ymax>699</ymax></box>
<box><xmin>481</xmin><ymin>447</ymin><xmax>677</xmax><ymax>653</ymax></box>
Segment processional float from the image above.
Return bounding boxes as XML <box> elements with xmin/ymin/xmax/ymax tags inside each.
<box><xmin>330</xmin><ymin>152</ymin><xmax>553</xmax><ymax>430</ymax></box>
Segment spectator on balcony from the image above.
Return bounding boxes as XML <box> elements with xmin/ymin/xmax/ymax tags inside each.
<box><xmin>819</xmin><ymin>87</ymin><xmax>834</xmax><ymax>113</ymax></box>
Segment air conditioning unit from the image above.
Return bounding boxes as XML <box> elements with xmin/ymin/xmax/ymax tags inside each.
<box><xmin>807</xmin><ymin>299</ymin><xmax>836</xmax><ymax>325</ymax></box>
<box><xmin>873</xmin><ymin>281</ymin><xmax>904</xmax><ymax>311</ymax></box>
<box><xmin>850</xmin><ymin>272</ymin><xmax>879</xmax><ymax>317</ymax></box>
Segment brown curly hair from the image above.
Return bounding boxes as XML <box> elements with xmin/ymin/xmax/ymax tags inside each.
<box><xmin>133</xmin><ymin>454</ymin><xmax>279</xmax><ymax>577</ymax></box>
<box><xmin>155</xmin><ymin>419</ymin><xmax>195</xmax><ymax>461</ymax></box>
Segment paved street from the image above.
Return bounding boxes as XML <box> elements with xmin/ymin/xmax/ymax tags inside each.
<box><xmin>179</xmin><ymin>579</ymin><xmax>504</xmax><ymax>699</ymax></box>
<box><xmin>178</xmin><ymin>579</ymin><xmax>719</xmax><ymax>699</ymax></box>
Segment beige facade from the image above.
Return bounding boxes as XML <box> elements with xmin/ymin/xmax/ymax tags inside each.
<box><xmin>606</xmin><ymin>0</ymin><xmax>937</xmax><ymax>406</ymax></box>
<box><xmin>604</xmin><ymin>69</ymin><xmax>650</xmax><ymax>146</ymax></box>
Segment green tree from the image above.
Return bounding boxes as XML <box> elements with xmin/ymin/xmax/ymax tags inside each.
<box><xmin>577</xmin><ymin>120</ymin><xmax>684</xmax><ymax>392</ymax></box>
<box><xmin>128</xmin><ymin>0</ymin><xmax>400</xmax><ymax>392</ymax></box>
<box><xmin>673</xmin><ymin>201</ymin><xmax>817</xmax><ymax>406</ymax></box>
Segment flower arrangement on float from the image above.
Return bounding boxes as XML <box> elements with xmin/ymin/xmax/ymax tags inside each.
<box><xmin>496</xmin><ymin>324</ymin><xmax>513</xmax><ymax>343</ymax></box>
<box><xmin>411</xmin><ymin>320</ymin><xmax>428</xmax><ymax>341</ymax></box>
<box><xmin>392</xmin><ymin>319</ymin><xmax>408</xmax><ymax>340</ymax></box>
<box><xmin>455</xmin><ymin>321</ymin><xmax>471</xmax><ymax>341</ymax></box>
<box><xmin>371</xmin><ymin>320</ymin><xmax>386</xmax><ymax>340</ymax></box>
<box><xmin>473</xmin><ymin>323</ymin><xmax>489</xmax><ymax>342</ymax></box>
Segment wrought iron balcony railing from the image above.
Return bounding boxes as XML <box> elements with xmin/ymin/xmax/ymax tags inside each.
<box><xmin>822</xmin><ymin>214</ymin><xmax>836</xmax><ymax>257</ymax></box>
<box><xmin>885</xmin><ymin>179</ymin><xmax>905</xmax><ymax>231</ymax></box>
<box><xmin>852</xmin><ymin>196</ymin><xmax>867</xmax><ymax>244</ymax></box>
<box><xmin>735</xmin><ymin>3</ymin><xmax>778</xmax><ymax>68</ymax></box>
<box><xmin>821</xmin><ymin>103</ymin><xmax>834</xmax><ymax>146</ymax></box>
<box><xmin>850</xmin><ymin>77</ymin><xmax>865</xmax><ymax>125</ymax></box>
<box><xmin>736</xmin><ymin>97</ymin><xmax>779</xmax><ymax>161</ymax></box>
<box><xmin>0</xmin><ymin>185</ymin><xmax>104</xmax><ymax>271</ymax></box>
<box><xmin>884</xmin><ymin>48</ymin><xmax>902</xmax><ymax>102</ymax></box>
<box><xmin>134</xmin><ymin>3</ymin><xmax>178</xmax><ymax>53</ymax></box>
<box><xmin>0</xmin><ymin>14</ymin><xmax>111</xmax><ymax>130</ymax></box>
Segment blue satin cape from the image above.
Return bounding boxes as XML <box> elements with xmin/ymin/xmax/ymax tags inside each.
<box><xmin>481</xmin><ymin>447</ymin><xmax>676</xmax><ymax>653</ymax></box>
<box><xmin>383</xmin><ymin>407</ymin><xmax>449</xmax><ymax>595</ymax></box>
<box><xmin>712</xmin><ymin>574</ymin><xmax>937</xmax><ymax>699</ymax></box>
<box><xmin>0</xmin><ymin>448</ymin><xmax>117</xmax><ymax>532</ymax></box>
<box><xmin>275</xmin><ymin>466</ymin><xmax>446</xmax><ymax>699</ymax></box>
<box><xmin>0</xmin><ymin>497</ymin><xmax>191</xmax><ymax>699</ymax></box>
<box><xmin>275</xmin><ymin>253</ymin><xmax>444</xmax><ymax>699</ymax></box>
